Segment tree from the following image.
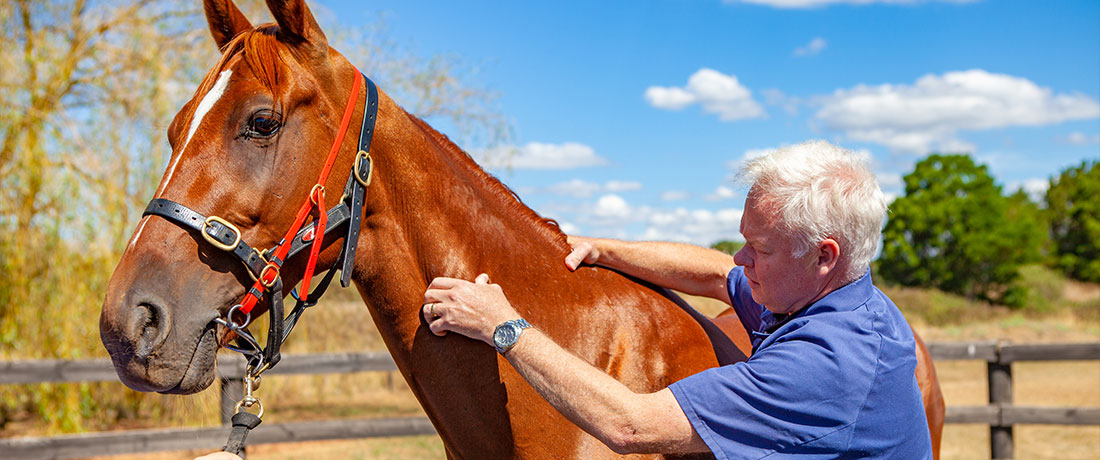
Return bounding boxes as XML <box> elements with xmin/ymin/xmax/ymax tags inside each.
<box><xmin>710</xmin><ymin>240</ymin><xmax>744</xmax><ymax>256</ymax></box>
<box><xmin>879</xmin><ymin>154</ymin><xmax>1043</xmax><ymax>306</ymax></box>
<box><xmin>1046</xmin><ymin>161</ymin><xmax>1100</xmax><ymax>282</ymax></box>
<box><xmin>0</xmin><ymin>0</ymin><xmax>506</xmax><ymax>433</ymax></box>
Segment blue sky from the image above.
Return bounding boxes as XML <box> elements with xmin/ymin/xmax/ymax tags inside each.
<box><xmin>319</xmin><ymin>0</ymin><xmax>1099</xmax><ymax>245</ymax></box>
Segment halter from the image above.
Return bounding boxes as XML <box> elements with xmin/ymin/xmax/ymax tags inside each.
<box><xmin>141</xmin><ymin>70</ymin><xmax>379</xmax><ymax>453</ymax></box>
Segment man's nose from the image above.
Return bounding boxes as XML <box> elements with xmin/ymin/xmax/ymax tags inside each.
<box><xmin>733</xmin><ymin>247</ymin><xmax>750</xmax><ymax>267</ymax></box>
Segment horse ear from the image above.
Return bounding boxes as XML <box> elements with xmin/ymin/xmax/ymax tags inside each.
<box><xmin>265</xmin><ymin>0</ymin><xmax>328</xmax><ymax>56</ymax></box>
<box><xmin>204</xmin><ymin>0</ymin><xmax>253</xmax><ymax>50</ymax></box>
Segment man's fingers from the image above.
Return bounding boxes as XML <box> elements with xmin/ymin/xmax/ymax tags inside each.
<box><xmin>427</xmin><ymin>317</ymin><xmax>448</xmax><ymax>336</ymax></box>
<box><xmin>426</xmin><ymin>276</ymin><xmax>462</xmax><ymax>290</ymax></box>
<box><xmin>475</xmin><ymin>273</ymin><xmax>490</xmax><ymax>284</ymax></box>
<box><xmin>564</xmin><ymin>244</ymin><xmax>594</xmax><ymax>271</ymax></box>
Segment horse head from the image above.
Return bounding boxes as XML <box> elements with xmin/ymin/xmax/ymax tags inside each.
<box><xmin>100</xmin><ymin>0</ymin><xmax>366</xmax><ymax>394</ymax></box>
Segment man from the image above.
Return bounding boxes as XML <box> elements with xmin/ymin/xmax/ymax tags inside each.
<box><xmin>422</xmin><ymin>140</ymin><xmax>932</xmax><ymax>458</ymax></box>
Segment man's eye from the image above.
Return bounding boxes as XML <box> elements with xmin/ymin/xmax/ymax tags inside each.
<box><xmin>246</xmin><ymin>110</ymin><xmax>281</xmax><ymax>138</ymax></box>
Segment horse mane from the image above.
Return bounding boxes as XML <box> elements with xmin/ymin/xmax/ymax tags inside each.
<box><xmin>405</xmin><ymin>114</ymin><xmax>569</xmax><ymax>249</ymax></box>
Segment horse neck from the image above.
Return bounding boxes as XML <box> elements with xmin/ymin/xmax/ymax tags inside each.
<box><xmin>351</xmin><ymin>97</ymin><xmax>569</xmax><ymax>321</ymax></box>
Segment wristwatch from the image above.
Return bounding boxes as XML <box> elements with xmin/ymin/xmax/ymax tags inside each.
<box><xmin>492</xmin><ymin>318</ymin><xmax>531</xmax><ymax>354</ymax></box>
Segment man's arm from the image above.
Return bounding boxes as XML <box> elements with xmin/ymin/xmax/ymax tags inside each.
<box><xmin>422</xmin><ymin>275</ymin><xmax>709</xmax><ymax>455</ymax></box>
<box><xmin>565</xmin><ymin>236</ymin><xmax>735</xmax><ymax>304</ymax></box>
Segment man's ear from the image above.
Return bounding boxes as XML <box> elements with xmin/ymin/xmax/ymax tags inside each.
<box><xmin>816</xmin><ymin>239</ymin><xmax>841</xmax><ymax>275</ymax></box>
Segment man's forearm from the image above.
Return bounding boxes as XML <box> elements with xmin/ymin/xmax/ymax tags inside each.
<box><xmin>501</xmin><ymin>327</ymin><xmax>703</xmax><ymax>454</ymax></box>
<box><xmin>584</xmin><ymin>238</ymin><xmax>734</xmax><ymax>302</ymax></box>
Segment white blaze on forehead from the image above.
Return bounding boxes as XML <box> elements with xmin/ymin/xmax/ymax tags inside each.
<box><xmin>138</xmin><ymin>69</ymin><xmax>233</xmax><ymax>252</ymax></box>
<box><xmin>186</xmin><ymin>69</ymin><xmax>233</xmax><ymax>145</ymax></box>
<box><xmin>155</xmin><ymin>69</ymin><xmax>233</xmax><ymax>198</ymax></box>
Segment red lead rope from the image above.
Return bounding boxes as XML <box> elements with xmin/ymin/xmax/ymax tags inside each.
<box><xmin>239</xmin><ymin>71</ymin><xmax>364</xmax><ymax>314</ymax></box>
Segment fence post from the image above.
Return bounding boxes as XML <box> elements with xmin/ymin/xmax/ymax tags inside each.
<box><xmin>989</xmin><ymin>342</ymin><xmax>1013</xmax><ymax>460</ymax></box>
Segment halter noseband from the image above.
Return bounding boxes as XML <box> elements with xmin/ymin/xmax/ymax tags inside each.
<box><xmin>142</xmin><ymin>70</ymin><xmax>378</xmax><ymax>387</ymax></box>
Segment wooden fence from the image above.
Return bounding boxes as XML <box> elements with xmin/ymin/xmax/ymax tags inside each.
<box><xmin>2</xmin><ymin>342</ymin><xmax>1098</xmax><ymax>460</ymax></box>
<box><xmin>927</xmin><ymin>341</ymin><xmax>1100</xmax><ymax>460</ymax></box>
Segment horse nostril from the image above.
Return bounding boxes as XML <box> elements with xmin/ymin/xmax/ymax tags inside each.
<box><xmin>130</xmin><ymin>302</ymin><xmax>169</xmax><ymax>360</ymax></box>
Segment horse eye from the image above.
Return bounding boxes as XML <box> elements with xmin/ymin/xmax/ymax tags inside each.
<box><xmin>247</xmin><ymin>110</ymin><xmax>281</xmax><ymax>138</ymax></box>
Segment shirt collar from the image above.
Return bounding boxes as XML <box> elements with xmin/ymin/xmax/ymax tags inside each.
<box><xmin>757</xmin><ymin>269</ymin><xmax>874</xmax><ymax>331</ymax></box>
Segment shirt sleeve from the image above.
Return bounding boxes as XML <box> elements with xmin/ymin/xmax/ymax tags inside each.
<box><xmin>668</xmin><ymin>317</ymin><xmax>880</xmax><ymax>459</ymax></box>
<box><xmin>727</xmin><ymin>267</ymin><xmax>763</xmax><ymax>336</ymax></box>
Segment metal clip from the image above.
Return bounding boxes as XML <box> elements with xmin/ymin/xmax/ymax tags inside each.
<box><xmin>234</xmin><ymin>372</ymin><xmax>264</xmax><ymax>418</ymax></box>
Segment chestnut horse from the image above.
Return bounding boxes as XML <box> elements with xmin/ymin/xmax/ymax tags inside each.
<box><xmin>98</xmin><ymin>0</ymin><xmax>942</xmax><ymax>458</ymax></box>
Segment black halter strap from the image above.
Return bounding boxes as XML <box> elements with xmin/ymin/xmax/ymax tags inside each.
<box><xmin>139</xmin><ymin>74</ymin><xmax>379</xmax><ymax>455</ymax></box>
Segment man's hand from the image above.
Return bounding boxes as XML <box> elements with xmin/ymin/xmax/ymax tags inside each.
<box><xmin>194</xmin><ymin>453</ymin><xmax>242</xmax><ymax>460</ymax></box>
<box><xmin>565</xmin><ymin>235</ymin><xmax>601</xmax><ymax>271</ymax></box>
<box><xmin>422</xmin><ymin>273</ymin><xmax>521</xmax><ymax>344</ymax></box>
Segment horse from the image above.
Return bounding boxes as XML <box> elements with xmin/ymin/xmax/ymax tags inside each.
<box><xmin>98</xmin><ymin>0</ymin><xmax>942</xmax><ymax>458</ymax></box>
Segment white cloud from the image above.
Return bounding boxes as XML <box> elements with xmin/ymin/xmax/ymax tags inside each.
<box><xmin>705</xmin><ymin>185</ymin><xmax>737</xmax><ymax>201</ymax></box>
<box><xmin>594</xmin><ymin>194</ymin><xmax>631</xmax><ymax>218</ymax></box>
<box><xmin>536</xmin><ymin>179</ymin><xmax>642</xmax><ymax>198</ymax></box>
<box><xmin>645</xmin><ymin>68</ymin><xmax>766</xmax><ymax>121</ymax></box>
<box><xmin>761</xmin><ymin>88</ymin><xmax>802</xmax><ymax>116</ymax></box>
<box><xmin>1015</xmin><ymin>178</ymin><xmax>1050</xmax><ymax>202</ymax></box>
<box><xmin>605</xmin><ymin>180</ymin><xmax>643</xmax><ymax>192</ymax></box>
<box><xmin>480</xmin><ymin>142</ymin><xmax>608</xmax><ymax>170</ymax></box>
<box><xmin>1061</xmin><ymin>131</ymin><xmax>1100</xmax><ymax>145</ymax></box>
<box><xmin>641</xmin><ymin>208</ymin><xmax>744</xmax><ymax>244</ymax></box>
<box><xmin>554</xmin><ymin>194</ymin><xmax>744</xmax><ymax>246</ymax></box>
<box><xmin>815</xmin><ymin>69</ymin><xmax>1100</xmax><ymax>154</ymax></box>
<box><xmin>794</xmin><ymin>37</ymin><xmax>827</xmax><ymax>57</ymax></box>
<box><xmin>546</xmin><ymin>179</ymin><xmax>602</xmax><ymax>198</ymax></box>
<box><xmin>558</xmin><ymin>221</ymin><xmax>581</xmax><ymax>235</ymax></box>
<box><xmin>660</xmin><ymin>190</ymin><xmax>690</xmax><ymax>201</ymax></box>
<box><xmin>876</xmin><ymin>172</ymin><xmax>903</xmax><ymax>190</ymax></box>
<box><xmin>730</xmin><ymin>0</ymin><xmax>978</xmax><ymax>8</ymax></box>
<box><xmin>643</xmin><ymin>87</ymin><xmax>696</xmax><ymax>110</ymax></box>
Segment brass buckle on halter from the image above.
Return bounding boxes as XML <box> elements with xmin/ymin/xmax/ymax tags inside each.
<box><xmin>258</xmin><ymin>262</ymin><xmax>280</xmax><ymax>289</ymax></box>
<box><xmin>354</xmin><ymin>150</ymin><xmax>373</xmax><ymax>187</ymax></box>
<box><xmin>202</xmin><ymin>216</ymin><xmax>241</xmax><ymax>252</ymax></box>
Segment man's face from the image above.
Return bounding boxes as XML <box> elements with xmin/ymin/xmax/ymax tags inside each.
<box><xmin>733</xmin><ymin>194</ymin><xmax>826</xmax><ymax>315</ymax></box>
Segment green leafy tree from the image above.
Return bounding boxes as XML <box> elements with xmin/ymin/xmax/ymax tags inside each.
<box><xmin>1045</xmin><ymin>160</ymin><xmax>1100</xmax><ymax>282</ymax></box>
<box><xmin>879</xmin><ymin>154</ymin><xmax>1043</xmax><ymax>306</ymax></box>
<box><xmin>710</xmin><ymin>240</ymin><xmax>744</xmax><ymax>256</ymax></box>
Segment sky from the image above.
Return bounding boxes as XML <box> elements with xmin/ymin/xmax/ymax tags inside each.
<box><xmin>319</xmin><ymin>0</ymin><xmax>1099</xmax><ymax>246</ymax></box>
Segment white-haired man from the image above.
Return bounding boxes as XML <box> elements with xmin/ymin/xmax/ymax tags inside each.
<box><xmin>423</xmin><ymin>140</ymin><xmax>933</xmax><ymax>458</ymax></box>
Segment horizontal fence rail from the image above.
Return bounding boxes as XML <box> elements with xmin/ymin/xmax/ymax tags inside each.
<box><xmin>2</xmin><ymin>342</ymin><xmax>1098</xmax><ymax>459</ymax></box>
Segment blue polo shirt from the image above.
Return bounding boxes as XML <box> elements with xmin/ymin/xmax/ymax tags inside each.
<box><xmin>668</xmin><ymin>267</ymin><xmax>932</xmax><ymax>459</ymax></box>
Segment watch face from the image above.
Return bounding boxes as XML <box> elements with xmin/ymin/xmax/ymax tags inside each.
<box><xmin>494</xmin><ymin>324</ymin><xmax>518</xmax><ymax>348</ymax></box>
